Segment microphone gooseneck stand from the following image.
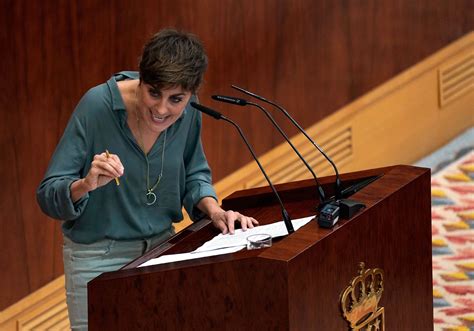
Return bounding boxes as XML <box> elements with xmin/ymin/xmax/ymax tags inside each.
<box><xmin>214</xmin><ymin>88</ymin><xmax>368</xmax><ymax>228</ymax></box>
<box><xmin>190</xmin><ymin>102</ymin><xmax>294</xmax><ymax>234</ymax></box>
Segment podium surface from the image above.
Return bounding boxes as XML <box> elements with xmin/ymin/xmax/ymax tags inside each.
<box><xmin>88</xmin><ymin>165</ymin><xmax>433</xmax><ymax>330</ymax></box>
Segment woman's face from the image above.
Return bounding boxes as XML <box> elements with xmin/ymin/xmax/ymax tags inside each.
<box><xmin>136</xmin><ymin>82</ymin><xmax>192</xmax><ymax>134</ymax></box>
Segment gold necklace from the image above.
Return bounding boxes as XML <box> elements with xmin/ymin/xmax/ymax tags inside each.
<box><xmin>135</xmin><ymin>92</ymin><xmax>167</xmax><ymax>206</ymax></box>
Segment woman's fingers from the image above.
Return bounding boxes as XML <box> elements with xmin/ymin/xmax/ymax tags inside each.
<box><xmin>107</xmin><ymin>153</ymin><xmax>125</xmax><ymax>175</ymax></box>
<box><xmin>235</xmin><ymin>213</ymin><xmax>259</xmax><ymax>231</ymax></box>
<box><xmin>84</xmin><ymin>153</ymin><xmax>124</xmax><ymax>190</ymax></box>
<box><xmin>212</xmin><ymin>210</ymin><xmax>260</xmax><ymax>234</ymax></box>
<box><xmin>212</xmin><ymin>218</ymin><xmax>229</xmax><ymax>235</ymax></box>
<box><xmin>241</xmin><ymin>216</ymin><xmax>259</xmax><ymax>230</ymax></box>
<box><xmin>91</xmin><ymin>157</ymin><xmax>118</xmax><ymax>179</ymax></box>
<box><xmin>99</xmin><ymin>152</ymin><xmax>124</xmax><ymax>178</ymax></box>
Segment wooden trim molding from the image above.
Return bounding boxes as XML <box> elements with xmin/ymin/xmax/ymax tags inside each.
<box><xmin>0</xmin><ymin>276</ymin><xmax>69</xmax><ymax>330</ymax></box>
<box><xmin>1</xmin><ymin>31</ymin><xmax>473</xmax><ymax>331</ymax></box>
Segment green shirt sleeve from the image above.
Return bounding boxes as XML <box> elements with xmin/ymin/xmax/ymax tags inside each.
<box><xmin>36</xmin><ymin>91</ymin><xmax>95</xmax><ymax>220</ymax></box>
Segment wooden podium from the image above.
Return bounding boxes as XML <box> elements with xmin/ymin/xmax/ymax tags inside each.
<box><xmin>88</xmin><ymin>165</ymin><xmax>433</xmax><ymax>330</ymax></box>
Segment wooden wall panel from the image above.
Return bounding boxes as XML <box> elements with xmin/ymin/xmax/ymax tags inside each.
<box><xmin>0</xmin><ymin>0</ymin><xmax>472</xmax><ymax>310</ymax></box>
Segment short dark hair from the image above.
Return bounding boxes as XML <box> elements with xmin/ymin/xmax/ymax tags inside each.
<box><xmin>139</xmin><ymin>29</ymin><xmax>208</xmax><ymax>93</ymax></box>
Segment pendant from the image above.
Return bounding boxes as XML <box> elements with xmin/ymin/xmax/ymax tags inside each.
<box><xmin>146</xmin><ymin>191</ymin><xmax>157</xmax><ymax>206</ymax></box>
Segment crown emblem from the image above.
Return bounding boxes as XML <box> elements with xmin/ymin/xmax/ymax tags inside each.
<box><xmin>340</xmin><ymin>262</ymin><xmax>385</xmax><ymax>330</ymax></box>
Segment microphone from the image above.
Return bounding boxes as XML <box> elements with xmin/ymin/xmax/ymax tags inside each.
<box><xmin>230</xmin><ymin>85</ymin><xmax>343</xmax><ymax>200</ymax></box>
<box><xmin>212</xmin><ymin>94</ymin><xmax>326</xmax><ymax>204</ymax></box>
<box><xmin>227</xmin><ymin>87</ymin><xmax>367</xmax><ymax>227</ymax></box>
<box><xmin>190</xmin><ymin>101</ymin><xmax>294</xmax><ymax>234</ymax></box>
<box><xmin>212</xmin><ymin>95</ymin><xmax>247</xmax><ymax>106</ymax></box>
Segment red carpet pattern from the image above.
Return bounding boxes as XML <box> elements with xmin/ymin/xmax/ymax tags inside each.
<box><xmin>431</xmin><ymin>151</ymin><xmax>474</xmax><ymax>331</ymax></box>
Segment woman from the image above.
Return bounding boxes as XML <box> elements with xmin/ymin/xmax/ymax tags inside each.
<box><xmin>37</xmin><ymin>29</ymin><xmax>258</xmax><ymax>330</ymax></box>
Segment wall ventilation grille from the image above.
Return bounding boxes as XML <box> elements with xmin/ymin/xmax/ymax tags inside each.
<box><xmin>439</xmin><ymin>52</ymin><xmax>474</xmax><ymax>107</ymax></box>
<box><xmin>248</xmin><ymin>126</ymin><xmax>353</xmax><ymax>188</ymax></box>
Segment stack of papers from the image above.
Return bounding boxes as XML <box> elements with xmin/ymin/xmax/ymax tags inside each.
<box><xmin>138</xmin><ymin>215</ymin><xmax>315</xmax><ymax>268</ymax></box>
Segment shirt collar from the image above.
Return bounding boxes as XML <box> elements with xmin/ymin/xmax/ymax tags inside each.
<box><xmin>106</xmin><ymin>71</ymin><xmax>138</xmax><ymax>112</ymax></box>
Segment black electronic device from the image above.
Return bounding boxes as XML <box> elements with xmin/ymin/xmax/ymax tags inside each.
<box><xmin>318</xmin><ymin>202</ymin><xmax>340</xmax><ymax>228</ymax></box>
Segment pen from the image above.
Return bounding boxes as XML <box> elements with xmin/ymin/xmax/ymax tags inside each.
<box><xmin>105</xmin><ymin>149</ymin><xmax>120</xmax><ymax>186</ymax></box>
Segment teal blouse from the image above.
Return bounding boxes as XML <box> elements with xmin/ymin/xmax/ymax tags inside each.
<box><xmin>37</xmin><ymin>72</ymin><xmax>217</xmax><ymax>244</ymax></box>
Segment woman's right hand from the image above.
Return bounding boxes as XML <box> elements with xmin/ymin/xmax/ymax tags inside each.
<box><xmin>71</xmin><ymin>152</ymin><xmax>124</xmax><ymax>202</ymax></box>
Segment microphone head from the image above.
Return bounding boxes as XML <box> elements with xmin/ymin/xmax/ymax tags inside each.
<box><xmin>212</xmin><ymin>95</ymin><xmax>247</xmax><ymax>106</ymax></box>
<box><xmin>190</xmin><ymin>102</ymin><xmax>223</xmax><ymax>120</ymax></box>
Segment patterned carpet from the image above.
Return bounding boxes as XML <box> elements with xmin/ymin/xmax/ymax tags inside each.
<box><xmin>431</xmin><ymin>150</ymin><xmax>474</xmax><ymax>331</ymax></box>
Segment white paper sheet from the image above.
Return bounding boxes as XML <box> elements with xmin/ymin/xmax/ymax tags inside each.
<box><xmin>138</xmin><ymin>215</ymin><xmax>315</xmax><ymax>268</ymax></box>
<box><xmin>138</xmin><ymin>246</ymin><xmax>245</xmax><ymax>267</ymax></box>
<box><xmin>193</xmin><ymin>215</ymin><xmax>315</xmax><ymax>253</ymax></box>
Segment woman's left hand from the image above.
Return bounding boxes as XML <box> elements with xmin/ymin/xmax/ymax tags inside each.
<box><xmin>197</xmin><ymin>197</ymin><xmax>259</xmax><ymax>234</ymax></box>
<box><xmin>210</xmin><ymin>210</ymin><xmax>259</xmax><ymax>235</ymax></box>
